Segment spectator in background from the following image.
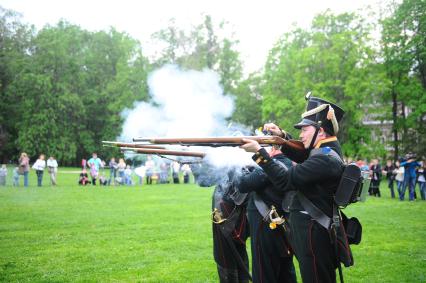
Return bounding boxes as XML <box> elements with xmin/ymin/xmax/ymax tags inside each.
<box><xmin>400</xmin><ymin>154</ymin><xmax>421</xmax><ymax>201</ymax></box>
<box><xmin>81</xmin><ymin>158</ymin><xmax>87</xmax><ymax>169</ymax></box>
<box><xmin>78</xmin><ymin>169</ymin><xmax>90</xmax><ymax>185</ymax></box>
<box><xmin>369</xmin><ymin>159</ymin><xmax>382</xmax><ymax>197</ymax></box>
<box><xmin>394</xmin><ymin>161</ymin><xmax>405</xmax><ymax>200</ymax></box>
<box><xmin>0</xmin><ymin>164</ymin><xmax>7</xmax><ymax>186</ymax></box>
<box><xmin>124</xmin><ymin>165</ymin><xmax>133</xmax><ymax>185</ymax></box>
<box><xmin>134</xmin><ymin>166</ymin><xmax>145</xmax><ymax>185</ymax></box>
<box><xmin>12</xmin><ymin>167</ymin><xmax>19</xmax><ymax>186</ymax></box>
<box><xmin>181</xmin><ymin>163</ymin><xmax>191</xmax><ymax>184</ymax></box>
<box><xmin>416</xmin><ymin>161</ymin><xmax>425</xmax><ymax>201</ymax></box>
<box><xmin>47</xmin><ymin>156</ymin><xmax>58</xmax><ymax>186</ymax></box>
<box><xmin>356</xmin><ymin>159</ymin><xmax>369</xmax><ymax>172</ymax></box>
<box><xmin>19</xmin><ymin>152</ymin><xmax>30</xmax><ymax>187</ymax></box>
<box><xmin>32</xmin><ymin>154</ymin><xmax>46</xmax><ymax>187</ymax></box>
<box><xmin>159</xmin><ymin>162</ymin><xmax>169</xmax><ymax>184</ymax></box>
<box><xmin>87</xmin><ymin>153</ymin><xmax>103</xmax><ymax>185</ymax></box>
<box><xmin>145</xmin><ymin>156</ymin><xmax>155</xmax><ymax>185</ymax></box>
<box><xmin>99</xmin><ymin>174</ymin><xmax>108</xmax><ymax>186</ymax></box>
<box><xmin>383</xmin><ymin>160</ymin><xmax>396</xmax><ymax>198</ymax></box>
<box><xmin>117</xmin><ymin>158</ymin><xmax>126</xmax><ymax>185</ymax></box>
<box><xmin>172</xmin><ymin>161</ymin><xmax>180</xmax><ymax>184</ymax></box>
<box><xmin>89</xmin><ymin>164</ymin><xmax>99</xmax><ymax>185</ymax></box>
<box><xmin>108</xmin><ymin>157</ymin><xmax>118</xmax><ymax>185</ymax></box>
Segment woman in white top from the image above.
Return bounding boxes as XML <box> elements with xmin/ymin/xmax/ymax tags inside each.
<box><xmin>32</xmin><ymin>154</ymin><xmax>46</xmax><ymax>187</ymax></box>
<box><xmin>394</xmin><ymin>161</ymin><xmax>405</xmax><ymax>199</ymax></box>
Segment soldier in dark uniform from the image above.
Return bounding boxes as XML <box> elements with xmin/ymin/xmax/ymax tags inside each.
<box><xmin>235</xmin><ymin>145</ymin><xmax>297</xmax><ymax>283</ymax></box>
<box><xmin>195</xmin><ymin>165</ymin><xmax>251</xmax><ymax>283</ymax></box>
<box><xmin>211</xmin><ymin>182</ymin><xmax>250</xmax><ymax>283</ymax></box>
<box><xmin>240</xmin><ymin>94</ymin><xmax>346</xmax><ymax>283</ymax></box>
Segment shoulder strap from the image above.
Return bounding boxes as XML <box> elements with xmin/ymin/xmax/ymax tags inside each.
<box><xmin>297</xmin><ymin>191</ymin><xmax>332</xmax><ymax>229</ymax></box>
<box><xmin>253</xmin><ymin>193</ymin><xmax>271</xmax><ymax>220</ymax></box>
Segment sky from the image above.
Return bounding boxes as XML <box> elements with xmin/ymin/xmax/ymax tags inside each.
<box><xmin>1</xmin><ymin>0</ymin><xmax>387</xmax><ymax>73</ymax></box>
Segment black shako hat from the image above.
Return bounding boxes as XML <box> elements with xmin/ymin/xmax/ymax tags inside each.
<box><xmin>294</xmin><ymin>92</ymin><xmax>345</xmax><ymax>136</ymax></box>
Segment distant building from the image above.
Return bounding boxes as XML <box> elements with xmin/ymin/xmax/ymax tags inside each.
<box><xmin>362</xmin><ymin>102</ymin><xmax>417</xmax><ymax>157</ymax></box>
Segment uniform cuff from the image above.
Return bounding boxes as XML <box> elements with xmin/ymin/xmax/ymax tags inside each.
<box><xmin>252</xmin><ymin>148</ymin><xmax>271</xmax><ymax>164</ymax></box>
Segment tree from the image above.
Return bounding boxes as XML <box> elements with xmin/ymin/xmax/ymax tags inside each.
<box><xmin>231</xmin><ymin>73</ymin><xmax>263</xmax><ymax>129</ymax></box>
<box><xmin>262</xmin><ymin>11</ymin><xmax>386</xmax><ymax>158</ymax></box>
<box><xmin>7</xmin><ymin>21</ymin><xmax>150</xmax><ymax>164</ymax></box>
<box><xmin>381</xmin><ymin>0</ymin><xmax>426</xmax><ymax>159</ymax></box>
<box><xmin>151</xmin><ymin>15</ymin><xmax>243</xmax><ymax>95</ymax></box>
<box><xmin>0</xmin><ymin>6</ymin><xmax>34</xmax><ymax>162</ymax></box>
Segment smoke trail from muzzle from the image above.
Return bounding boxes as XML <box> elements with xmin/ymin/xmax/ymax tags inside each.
<box><xmin>120</xmin><ymin>64</ymin><xmax>236</xmax><ymax>139</ymax></box>
<box><xmin>119</xmin><ymin>64</ymin><xmax>257</xmax><ymax>186</ymax></box>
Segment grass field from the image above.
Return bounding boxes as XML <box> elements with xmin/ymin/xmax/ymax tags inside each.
<box><xmin>0</xmin><ymin>167</ymin><xmax>425</xmax><ymax>282</ymax></box>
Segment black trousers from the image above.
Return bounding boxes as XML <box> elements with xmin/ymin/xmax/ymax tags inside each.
<box><xmin>213</xmin><ymin>203</ymin><xmax>250</xmax><ymax>283</ymax></box>
<box><xmin>369</xmin><ymin>180</ymin><xmax>381</xmax><ymax>197</ymax></box>
<box><xmin>289</xmin><ymin>212</ymin><xmax>336</xmax><ymax>283</ymax></box>
<box><xmin>248</xmin><ymin>208</ymin><xmax>296</xmax><ymax>283</ymax></box>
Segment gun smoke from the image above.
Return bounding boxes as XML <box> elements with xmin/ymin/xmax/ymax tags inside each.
<box><xmin>119</xmin><ymin>64</ymin><xmax>257</xmax><ymax>186</ymax></box>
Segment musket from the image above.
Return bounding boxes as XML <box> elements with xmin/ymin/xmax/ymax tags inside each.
<box><xmin>120</xmin><ymin>147</ymin><xmax>206</xmax><ymax>158</ymax></box>
<box><xmin>102</xmin><ymin>141</ymin><xmax>166</xmax><ymax>149</ymax></box>
<box><xmin>132</xmin><ymin>136</ymin><xmax>308</xmax><ymax>163</ymax></box>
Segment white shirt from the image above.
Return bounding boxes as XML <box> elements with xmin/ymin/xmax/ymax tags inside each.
<box><xmin>418</xmin><ymin>169</ymin><xmax>425</xmax><ymax>183</ymax></box>
<box><xmin>172</xmin><ymin>162</ymin><xmax>180</xmax><ymax>173</ymax></box>
<box><xmin>124</xmin><ymin>168</ymin><xmax>132</xmax><ymax>176</ymax></box>
<box><xmin>32</xmin><ymin>159</ymin><xmax>46</xmax><ymax>171</ymax></box>
<box><xmin>47</xmin><ymin>159</ymin><xmax>58</xmax><ymax>168</ymax></box>
<box><xmin>395</xmin><ymin>166</ymin><xmax>405</xmax><ymax>182</ymax></box>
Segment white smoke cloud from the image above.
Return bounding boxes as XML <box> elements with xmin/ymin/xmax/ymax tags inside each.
<box><xmin>119</xmin><ymin>64</ymin><xmax>256</xmax><ymax>171</ymax></box>
<box><xmin>120</xmin><ymin>64</ymin><xmax>235</xmax><ymax>140</ymax></box>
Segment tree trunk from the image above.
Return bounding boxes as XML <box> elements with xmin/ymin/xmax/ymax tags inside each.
<box><xmin>391</xmin><ymin>87</ymin><xmax>399</xmax><ymax>161</ymax></box>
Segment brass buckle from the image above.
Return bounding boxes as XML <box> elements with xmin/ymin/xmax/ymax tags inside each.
<box><xmin>268</xmin><ymin>205</ymin><xmax>285</xmax><ymax>230</ymax></box>
<box><xmin>212</xmin><ymin>208</ymin><xmax>227</xmax><ymax>224</ymax></box>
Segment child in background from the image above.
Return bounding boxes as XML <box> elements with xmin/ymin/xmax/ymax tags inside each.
<box><xmin>12</xmin><ymin>167</ymin><xmax>19</xmax><ymax>186</ymax></box>
<box><xmin>0</xmin><ymin>164</ymin><xmax>7</xmax><ymax>186</ymax></box>
<box><xmin>124</xmin><ymin>165</ymin><xmax>133</xmax><ymax>185</ymax></box>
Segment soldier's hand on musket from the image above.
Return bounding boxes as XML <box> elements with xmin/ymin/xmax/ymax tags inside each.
<box><xmin>263</xmin><ymin>123</ymin><xmax>282</xmax><ymax>136</ymax></box>
<box><xmin>240</xmin><ymin>138</ymin><xmax>262</xmax><ymax>153</ymax></box>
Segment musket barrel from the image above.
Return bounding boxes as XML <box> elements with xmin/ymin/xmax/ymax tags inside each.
<box><xmin>121</xmin><ymin>147</ymin><xmax>205</xmax><ymax>158</ymax></box>
<box><xmin>133</xmin><ymin>136</ymin><xmax>284</xmax><ymax>145</ymax></box>
<box><xmin>102</xmin><ymin>141</ymin><xmax>165</xmax><ymax>149</ymax></box>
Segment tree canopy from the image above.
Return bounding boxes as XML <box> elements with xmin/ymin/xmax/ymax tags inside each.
<box><xmin>1</xmin><ymin>1</ymin><xmax>424</xmax><ymax>164</ymax></box>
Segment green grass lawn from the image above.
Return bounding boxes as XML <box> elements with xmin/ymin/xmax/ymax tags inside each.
<box><xmin>0</xmin><ymin>167</ymin><xmax>425</xmax><ymax>282</ymax></box>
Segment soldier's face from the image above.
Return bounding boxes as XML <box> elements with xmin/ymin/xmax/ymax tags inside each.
<box><xmin>299</xmin><ymin>126</ymin><xmax>316</xmax><ymax>149</ymax></box>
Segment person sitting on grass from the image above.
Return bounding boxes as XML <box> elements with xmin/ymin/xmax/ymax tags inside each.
<box><xmin>99</xmin><ymin>174</ymin><xmax>108</xmax><ymax>186</ymax></box>
<box><xmin>78</xmin><ymin>169</ymin><xmax>90</xmax><ymax>186</ymax></box>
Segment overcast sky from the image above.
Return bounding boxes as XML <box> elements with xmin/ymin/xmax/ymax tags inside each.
<box><xmin>1</xmin><ymin>0</ymin><xmax>388</xmax><ymax>73</ymax></box>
